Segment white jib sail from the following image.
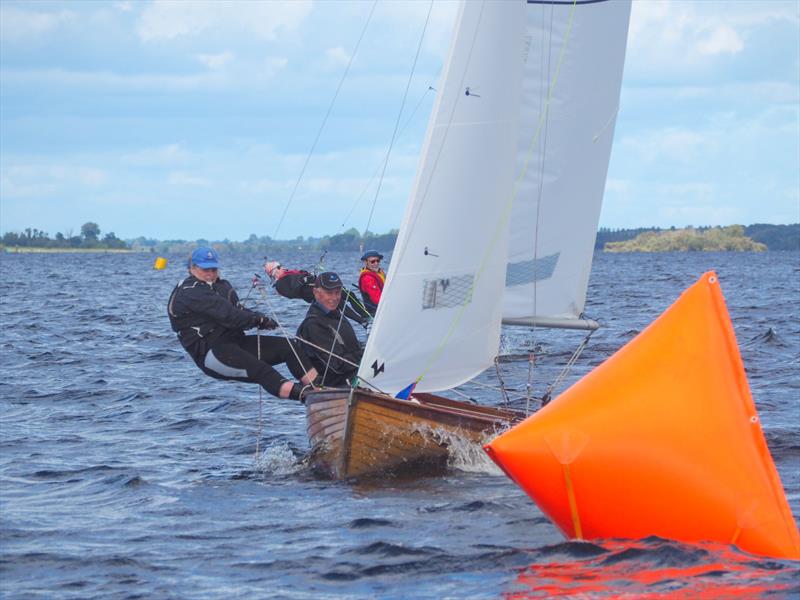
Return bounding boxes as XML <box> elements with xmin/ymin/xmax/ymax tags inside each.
<box><xmin>503</xmin><ymin>0</ymin><xmax>632</xmax><ymax>329</ymax></box>
<box><xmin>357</xmin><ymin>0</ymin><xmax>526</xmax><ymax>395</ymax></box>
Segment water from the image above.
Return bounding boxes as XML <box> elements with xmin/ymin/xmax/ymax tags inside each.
<box><xmin>1</xmin><ymin>250</ymin><xmax>798</xmax><ymax>598</ymax></box>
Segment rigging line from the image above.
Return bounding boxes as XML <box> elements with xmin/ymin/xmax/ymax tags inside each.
<box><xmin>291</xmin><ymin>333</ymin><xmax>360</xmax><ymax>368</ymax></box>
<box><xmin>272</xmin><ymin>0</ymin><xmax>378</xmax><ymax>240</ymax></box>
<box><xmin>542</xmin><ymin>329</ymin><xmax>593</xmax><ymax>404</ymax></box>
<box><xmin>254</xmin><ymin>287</ymin><xmax>320</xmax><ymax>389</ymax></box>
<box><xmin>338</xmin><ymin>84</ymin><xmax>435</xmax><ymax>233</ymax></box>
<box><xmin>416</xmin><ymin>0</ymin><xmax>579</xmax><ymax>386</ymax></box>
<box><xmin>320</xmin><ymin>302</ymin><xmax>351</xmax><ymax>384</ymax></box>
<box><xmin>362</xmin><ymin>0</ymin><xmax>434</xmax><ymax>238</ymax></box>
<box><xmin>255</xmin><ymin>326</ymin><xmax>263</xmax><ymax>460</ymax></box>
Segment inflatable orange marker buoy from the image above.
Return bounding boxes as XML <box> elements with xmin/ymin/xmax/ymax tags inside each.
<box><xmin>485</xmin><ymin>272</ymin><xmax>800</xmax><ymax>560</ymax></box>
<box><xmin>153</xmin><ymin>257</ymin><xmax>167</xmax><ymax>270</ymax></box>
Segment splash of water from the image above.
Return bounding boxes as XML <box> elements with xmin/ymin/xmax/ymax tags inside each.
<box><xmin>409</xmin><ymin>422</ymin><xmax>505</xmax><ymax>475</ymax></box>
<box><xmin>253</xmin><ymin>441</ymin><xmax>303</xmax><ymax>476</ymax></box>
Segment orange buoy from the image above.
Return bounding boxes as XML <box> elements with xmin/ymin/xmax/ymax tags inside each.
<box><xmin>485</xmin><ymin>272</ymin><xmax>800</xmax><ymax>560</ymax></box>
<box><xmin>153</xmin><ymin>257</ymin><xmax>167</xmax><ymax>270</ymax></box>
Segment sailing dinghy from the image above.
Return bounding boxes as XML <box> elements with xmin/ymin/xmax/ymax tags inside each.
<box><xmin>305</xmin><ymin>0</ymin><xmax>631</xmax><ymax>480</ymax></box>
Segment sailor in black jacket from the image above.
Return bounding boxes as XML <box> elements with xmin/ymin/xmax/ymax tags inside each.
<box><xmin>296</xmin><ymin>272</ymin><xmax>364</xmax><ymax>387</ymax></box>
<box><xmin>264</xmin><ymin>261</ymin><xmax>371</xmax><ymax>325</ymax></box>
<box><xmin>168</xmin><ymin>247</ymin><xmax>318</xmax><ymax>400</ymax></box>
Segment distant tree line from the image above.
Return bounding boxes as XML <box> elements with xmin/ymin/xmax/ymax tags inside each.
<box><xmin>744</xmin><ymin>224</ymin><xmax>800</xmax><ymax>251</ymax></box>
<box><xmin>128</xmin><ymin>228</ymin><xmax>400</xmax><ymax>255</ymax></box>
<box><xmin>1</xmin><ymin>222</ymin><xmax>127</xmax><ymax>249</ymax></box>
<box><xmin>3</xmin><ymin>223</ymin><xmax>797</xmax><ymax>253</ymax></box>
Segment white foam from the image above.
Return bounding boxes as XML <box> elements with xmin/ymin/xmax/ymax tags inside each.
<box><xmin>253</xmin><ymin>440</ymin><xmax>303</xmax><ymax>476</ymax></box>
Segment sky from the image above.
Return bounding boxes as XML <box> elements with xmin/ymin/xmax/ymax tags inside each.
<box><xmin>0</xmin><ymin>0</ymin><xmax>798</xmax><ymax>242</ymax></box>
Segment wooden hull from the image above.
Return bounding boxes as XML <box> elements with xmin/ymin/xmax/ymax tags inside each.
<box><xmin>305</xmin><ymin>387</ymin><xmax>524</xmax><ymax>480</ymax></box>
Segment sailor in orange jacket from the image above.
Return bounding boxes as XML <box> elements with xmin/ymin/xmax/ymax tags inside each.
<box><xmin>358</xmin><ymin>250</ymin><xmax>385</xmax><ymax>316</ymax></box>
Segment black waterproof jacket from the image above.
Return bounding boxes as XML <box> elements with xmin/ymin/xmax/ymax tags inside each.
<box><xmin>297</xmin><ymin>302</ymin><xmax>363</xmax><ymax>386</ymax></box>
<box><xmin>274</xmin><ymin>271</ymin><xmax>316</xmax><ymax>303</ymax></box>
<box><xmin>274</xmin><ymin>271</ymin><xmax>370</xmax><ymax>325</ymax></box>
<box><xmin>168</xmin><ymin>275</ymin><xmax>261</xmax><ymax>364</ymax></box>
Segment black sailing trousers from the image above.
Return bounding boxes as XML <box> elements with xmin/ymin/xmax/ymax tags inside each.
<box><xmin>199</xmin><ymin>334</ymin><xmax>312</xmax><ymax>397</ymax></box>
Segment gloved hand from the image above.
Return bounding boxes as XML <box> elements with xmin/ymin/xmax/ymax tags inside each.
<box><xmin>256</xmin><ymin>315</ymin><xmax>278</xmax><ymax>330</ymax></box>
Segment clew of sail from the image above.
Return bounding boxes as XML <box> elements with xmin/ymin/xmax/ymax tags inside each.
<box><xmin>503</xmin><ymin>0</ymin><xmax>632</xmax><ymax>330</ymax></box>
<box><xmin>357</xmin><ymin>1</ymin><xmax>526</xmax><ymax>396</ymax></box>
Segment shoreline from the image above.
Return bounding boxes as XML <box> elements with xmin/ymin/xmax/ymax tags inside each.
<box><xmin>2</xmin><ymin>247</ymin><xmax>135</xmax><ymax>254</ymax></box>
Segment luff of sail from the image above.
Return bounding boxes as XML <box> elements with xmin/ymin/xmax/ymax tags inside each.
<box><xmin>357</xmin><ymin>1</ymin><xmax>526</xmax><ymax>396</ymax></box>
<box><xmin>503</xmin><ymin>0</ymin><xmax>632</xmax><ymax>330</ymax></box>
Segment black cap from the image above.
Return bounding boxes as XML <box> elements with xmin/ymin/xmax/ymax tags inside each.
<box><xmin>315</xmin><ymin>271</ymin><xmax>343</xmax><ymax>290</ymax></box>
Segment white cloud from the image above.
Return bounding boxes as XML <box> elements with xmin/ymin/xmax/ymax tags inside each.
<box><xmin>195</xmin><ymin>51</ymin><xmax>235</xmax><ymax>70</ymax></box>
<box><xmin>137</xmin><ymin>0</ymin><xmax>312</xmax><ymax>42</ymax></box>
<box><xmin>620</xmin><ymin>128</ymin><xmax>710</xmax><ymax>163</ymax></box>
<box><xmin>114</xmin><ymin>2</ymin><xmax>134</xmax><ymax>12</ymax></box>
<box><xmin>122</xmin><ymin>144</ymin><xmax>189</xmax><ymax>167</ymax></box>
<box><xmin>376</xmin><ymin>0</ymin><xmax>458</xmax><ymax>60</ymax></box>
<box><xmin>660</xmin><ymin>182</ymin><xmax>715</xmax><ymax>200</ymax></box>
<box><xmin>1</xmin><ymin>67</ymin><xmax>225</xmax><ymax>92</ymax></box>
<box><xmin>0</xmin><ymin>6</ymin><xmax>76</xmax><ymax>42</ymax></box>
<box><xmin>168</xmin><ymin>171</ymin><xmax>210</xmax><ymax>186</ymax></box>
<box><xmin>1</xmin><ymin>164</ymin><xmax>107</xmax><ymax>198</ymax></box>
<box><xmin>325</xmin><ymin>47</ymin><xmax>351</xmax><ymax>68</ymax></box>
<box><xmin>627</xmin><ymin>1</ymin><xmax>751</xmax><ymax>72</ymax></box>
<box><xmin>605</xmin><ymin>178</ymin><xmax>631</xmax><ymax>194</ymax></box>
<box><xmin>659</xmin><ymin>203</ymin><xmax>741</xmax><ymax>226</ymax></box>
<box><xmin>265</xmin><ymin>56</ymin><xmax>288</xmax><ymax>75</ymax></box>
<box><xmin>695</xmin><ymin>24</ymin><xmax>743</xmax><ymax>56</ymax></box>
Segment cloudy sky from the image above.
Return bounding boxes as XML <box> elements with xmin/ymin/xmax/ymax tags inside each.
<box><xmin>1</xmin><ymin>0</ymin><xmax>798</xmax><ymax>241</ymax></box>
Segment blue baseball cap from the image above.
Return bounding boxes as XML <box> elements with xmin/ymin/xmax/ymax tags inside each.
<box><xmin>360</xmin><ymin>250</ymin><xmax>383</xmax><ymax>261</ymax></box>
<box><xmin>190</xmin><ymin>247</ymin><xmax>221</xmax><ymax>269</ymax></box>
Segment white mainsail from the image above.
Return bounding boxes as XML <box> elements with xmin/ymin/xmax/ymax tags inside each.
<box><xmin>357</xmin><ymin>1</ymin><xmax>526</xmax><ymax>395</ymax></box>
<box><xmin>503</xmin><ymin>0</ymin><xmax>632</xmax><ymax>329</ymax></box>
<box><xmin>357</xmin><ymin>0</ymin><xmax>632</xmax><ymax>394</ymax></box>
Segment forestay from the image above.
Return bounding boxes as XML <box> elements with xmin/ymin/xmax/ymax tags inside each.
<box><xmin>357</xmin><ymin>1</ymin><xmax>526</xmax><ymax>395</ymax></box>
<box><xmin>503</xmin><ymin>0</ymin><xmax>631</xmax><ymax>330</ymax></box>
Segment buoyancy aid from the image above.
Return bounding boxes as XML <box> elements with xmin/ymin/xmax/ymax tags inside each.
<box><xmin>358</xmin><ymin>267</ymin><xmax>385</xmax><ymax>313</ymax></box>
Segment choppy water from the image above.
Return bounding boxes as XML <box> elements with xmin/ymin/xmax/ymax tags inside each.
<box><xmin>1</xmin><ymin>250</ymin><xmax>798</xmax><ymax>598</ymax></box>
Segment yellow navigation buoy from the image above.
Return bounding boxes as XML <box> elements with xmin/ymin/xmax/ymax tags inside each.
<box><xmin>153</xmin><ymin>257</ymin><xmax>167</xmax><ymax>270</ymax></box>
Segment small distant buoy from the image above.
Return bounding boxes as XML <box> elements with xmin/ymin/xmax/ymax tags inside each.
<box><xmin>154</xmin><ymin>257</ymin><xmax>167</xmax><ymax>270</ymax></box>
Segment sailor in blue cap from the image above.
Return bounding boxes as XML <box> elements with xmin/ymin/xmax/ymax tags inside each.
<box><xmin>168</xmin><ymin>247</ymin><xmax>318</xmax><ymax>401</ymax></box>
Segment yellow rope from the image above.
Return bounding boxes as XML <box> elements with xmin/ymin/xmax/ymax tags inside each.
<box><xmin>563</xmin><ymin>463</ymin><xmax>583</xmax><ymax>539</ymax></box>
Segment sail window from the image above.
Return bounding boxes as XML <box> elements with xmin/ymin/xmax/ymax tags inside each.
<box><xmin>422</xmin><ymin>274</ymin><xmax>475</xmax><ymax>310</ymax></box>
<box><xmin>505</xmin><ymin>252</ymin><xmax>559</xmax><ymax>287</ymax></box>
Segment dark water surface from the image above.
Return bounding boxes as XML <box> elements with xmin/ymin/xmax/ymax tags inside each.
<box><xmin>1</xmin><ymin>250</ymin><xmax>798</xmax><ymax>598</ymax></box>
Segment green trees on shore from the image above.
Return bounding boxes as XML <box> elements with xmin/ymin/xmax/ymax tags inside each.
<box><xmin>2</xmin><ymin>222</ymin><xmax>127</xmax><ymax>250</ymax></box>
<box><xmin>603</xmin><ymin>225</ymin><xmax>768</xmax><ymax>252</ymax></box>
<box><xmin>2</xmin><ymin>223</ymin><xmax>797</xmax><ymax>253</ymax></box>
<box><xmin>596</xmin><ymin>224</ymin><xmax>798</xmax><ymax>252</ymax></box>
